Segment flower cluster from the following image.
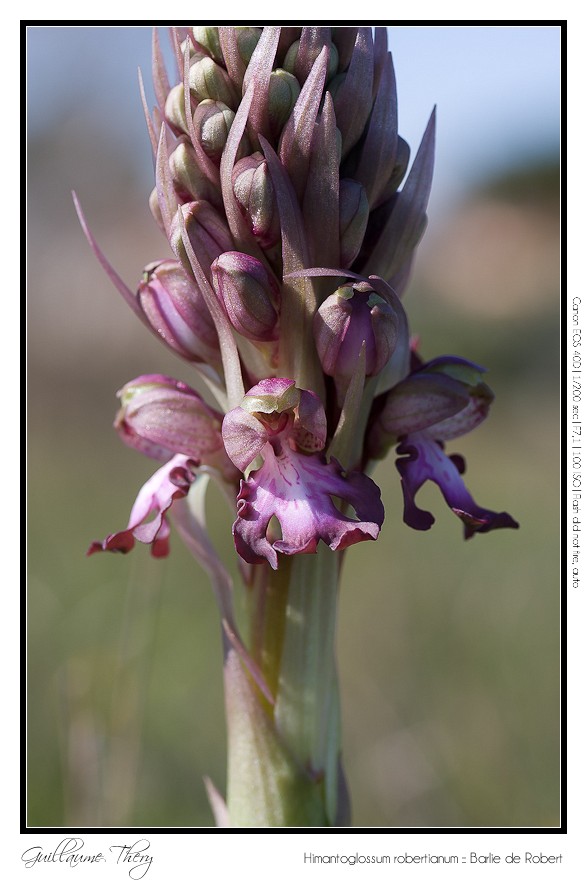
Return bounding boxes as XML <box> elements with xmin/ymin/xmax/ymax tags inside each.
<box><xmin>81</xmin><ymin>26</ymin><xmax>517</xmax><ymax>569</ymax></box>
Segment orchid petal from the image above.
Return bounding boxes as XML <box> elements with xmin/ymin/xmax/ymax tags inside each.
<box><xmin>396</xmin><ymin>434</ymin><xmax>519</xmax><ymax>538</ymax></box>
<box><xmin>87</xmin><ymin>455</ymin><xmax>198</xmax><ymax>558</ymax></box>
<box><xmin>234</xmin><ymin>443</ymin><xmax>384</xmax><ymax>569</ymax></box>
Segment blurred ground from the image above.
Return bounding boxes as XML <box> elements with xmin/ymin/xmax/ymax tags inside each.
<box><xmin>27</xmin><ymin>40</ymin><xmax>559</xmax><ymax>828</ymax></box>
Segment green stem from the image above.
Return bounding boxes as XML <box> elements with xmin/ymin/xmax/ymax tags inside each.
<box><xmin>224</xmin><ymin>548</ymin><xmax>347</xmax><ymax>827</ymax></box>
<box><xmin>248</xmin><ymin>557</ymin><xmax>291</xmax><ymax>707</ymax></box>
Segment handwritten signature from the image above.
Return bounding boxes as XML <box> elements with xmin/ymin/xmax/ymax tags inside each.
<box><xmin>21</xmin><ymin>838</ymin><xmax>153</xmax><ymax>880</ymax></box>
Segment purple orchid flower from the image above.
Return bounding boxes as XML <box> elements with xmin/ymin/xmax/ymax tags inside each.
<box><xmin>372</xmin><ymin>356</ymin><xmax>519</xmax><ymax>537</ymax></box>
<box><xmin>222</xmin><ymin>378</ymin><xmax>384</xmax><ymax>568</ymax></box>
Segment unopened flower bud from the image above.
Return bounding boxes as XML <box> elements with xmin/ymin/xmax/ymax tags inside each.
<box><xmin>138</xmin><ymin>260</ymin><xmax>220</xmax><ymax>365</ymax></box>
<box><xmin>170</xmin><ymin>201</ymin><xmax>234</xmax><ymax>275</ymax></box>
<box><xmin>188</xmin><ymin>55</ymin><xmax>238</xmax><ymax>108</ymax></box>
<box><xmin>149</xmin><ymin>187</ymin><xmax>164</xmax><ymax>232</ymax></box>
<box><xmin>192</xmin><ymin>100</ymin><xmax>249</xmax><ymax>165</ymax></box>
<box><xmin>339</xmin><ymin>179</ymin><xmax>369</xmax><ymax>267</ymax></box>
<box><xmin>211</xmin><ymin>251</ymin><xmax>279</xmax><ymax>342</ymax></box>
<box><xmin>276</xmin><ymin>28</ymin><xmax>302</xmax><ymax>65</ymax></box>
<box><xmin>192</xmin><ymin>26</ymin><xmax>224</xmax><ymax>64</ymax></box>
<box><xmin>232</xmin><ymin>153</ymin><xmax>280</xmax><ymax>249</ymax></box>
<box><xmin>267</xmin><ymin>69</ymin><xmax>301</xmax><ymax>137</ymax></box>
<box><xmin>115</xmin><ymin>374</ymin><xmax>237</xmax><ymax>480</ymax></box>
<box><xmin>314</xmin><ymin>284</ymin><xmax>398</xmax><ymax>382</ymax></box>
<box><xmin>235</xmin><ymin>26</ymin><xmax>262</xmax><ymax>64</ymax></box>
<box><xmin>164</xmin><ymin>83</ymin><xmax>191</xmax><ymax>135</ymax></box>
<box><xmin>179</xmin><ymin>36</ymin><xmax>202</xmax><ymax>61</ymax></box>
<box><xmin>283</xmin><ymin>38</ymin><xmax>339</xmax><ymax>83</ymax></box>
<box><xmin>169</xmin><ymin>138</ymin><xmax>220</xmax><ymax>206</ymax></box>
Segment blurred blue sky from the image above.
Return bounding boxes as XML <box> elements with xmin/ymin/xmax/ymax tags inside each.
<box><xmin>27</xmin><ymin>25</ymin><xmax>560</xmax><ymax>212</ymax></box>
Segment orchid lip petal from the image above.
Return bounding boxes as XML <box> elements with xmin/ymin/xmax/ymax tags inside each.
<box><xmin>396</xmin><ymin>434</ymin><xmax>519</xmax><ymax>538</ymax></box>
<box><xmin>233</xmin><ymin>442</ymin><xmax>384</xmax><ymax>569</ymax></box>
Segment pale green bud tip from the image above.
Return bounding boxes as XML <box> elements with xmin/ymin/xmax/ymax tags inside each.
<box><xmin>189</xmin><ymin>56</ymin><xmax>238</xmax><ymax>109</ymax></box>
<box><xmin>232</xmin><ymin>153</ymin><xmax>280</xmax><ymax>249</ymax></box>
<box><xmin>267</xmin><ymin>69</ymin><xmax>301</xmax><ymax>135</ymax></box>
<box><xmin>164</xmin><ymin>83</ymin><xmax>190</xmax><ymax>134</ymax></box>
<box><xmin>192</xmin><ymin>27</ymin><xmax>224</xmax><ymax>64</ymax></box>
<box><xmin>283</xmin><ymin>39</ymin><xmax>339</xmax><ymax>82</ymax></box>
<box><xmin>169</xmin><ymin>140</ymin><xmax>212</xmax><ymax>202</ymax></box>
<box><xmin>193</xmin><ymin>100</ymin><xmax>247</xmax><ymax>164</ymax></box>
<box><xmin>235</xmin><ymin>26</ymin><xmax>262</xmax><ymax>64</ymax></box>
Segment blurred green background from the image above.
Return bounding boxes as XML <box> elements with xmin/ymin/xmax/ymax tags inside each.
<box><xmin>27</xmin><ymin>26</ymin><xmax>560</xmax><ymax>828</ymax></box>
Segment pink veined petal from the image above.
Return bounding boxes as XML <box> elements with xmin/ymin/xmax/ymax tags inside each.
<box><xmin>233</xmin><ymin>442</ymin><xmax>384</xmax><ymax>569</ymax></box>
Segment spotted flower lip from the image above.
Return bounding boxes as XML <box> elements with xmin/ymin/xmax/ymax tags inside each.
<box><xmin>396</xmin><ymin>433</ymin><xmax>519</xmax><ymax>539</ymax></box>
<box><xmin>87</xmin><ymin>455</ymin><xmax>199</xmax><ymax>558</ymax></box>
<box><xmin>222</xmin><ymin>379</ymin><xmax>384</xmax><ymax>568</ymax></box>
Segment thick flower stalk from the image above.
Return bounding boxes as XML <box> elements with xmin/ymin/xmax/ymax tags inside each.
<box><xmin>79</xmin><ymin>26</ymin><xmax>518</xmax><ymax>827</ymax></box>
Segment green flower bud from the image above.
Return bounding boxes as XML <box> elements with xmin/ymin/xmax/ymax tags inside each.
<box><xmin>283</xmin><ymin>38</ymin><xmax>339</xmax><ymax>83</ymax></box>
<box><xmin>149</xmin><ymin>187</ymin><xmax>164</xmax><ymax>232</ymax></box>
<box><xmin>267</xmin><ymin>69</ymin><xmax>301</xmax><ymax>137</ymax></box>
<box><xmin>188</xmin><ymin>55</ymin><xmax>238</xmax><ymax>109</ymax></box>
<box><xmin>232</xmin><ymin>153</ymin><xmax>280</xmax><ymax>249</ymax></box>
<box><xmin>339</xmin><ymin>179</ymin><xmax>369</xmax><ymax>267</ymax></box>
<box><xmin>192</xmin><ymin>26</ymin><xmax>223</xmax><ymax>64</ymax></box>
<box><xmin>180</xmin><ymin>37</ymin><xmax>205</xmax><ymax>62</ymax></box>
<box><xmin>170</xmin><ymin>200</ymin><xmax>234</xmax><ymax>275</ymax></box>
<box><xmin>235</xmin><ymin>26</ymin><xmax>261</xmax><ymax>64</ymax></box>
<box><xmin>192</xmin><ymin>100</ymin><xmax>249</xmax><ymax>165</ymax></box>
<box><xmin>164</xmin><ymin>83</ymin><xmax>191</xmax><ymax>135</ymax></box>
<box><xmin>169</xmin><ymin>138</ymin><xmax>220</xmax><ymax>206</ymax></box>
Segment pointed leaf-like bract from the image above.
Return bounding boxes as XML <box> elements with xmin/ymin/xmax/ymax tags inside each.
<box><xmin>333</xmin><ymin>28</ymin><xmax>374</xmax><ymax>159</ymax></box>
<box><xmin>152</xmin><ymin>27</ymin><xmax>171</xmax><ymax>113</ymax></box>
<box><xmin>260</xmin><ymin>137</ymin><xmax>324</xmax><ymax>400</ymax></box>
<box><xmin>242</xmin><ymin>26</ymin><xmax>280</xmax><ymax>146</ymax></box>
<box><xmin>303</xmin><ymin>92</ymin><xmax>340</xmax><ymax>278</ymax></box>
<box><xmin>278</xmin><ymin>47</ymin><xmax>329</xmax><ymax>201</ymax></box>
<box><xmin>355</xmin><ymin>54</ymin><xmax>398</xmax><ymax>209</ymax></box>
<box><xmin>367</xmin><ymin>108</ymin><xmax>436</xmax><ymax>282</ymax></box>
